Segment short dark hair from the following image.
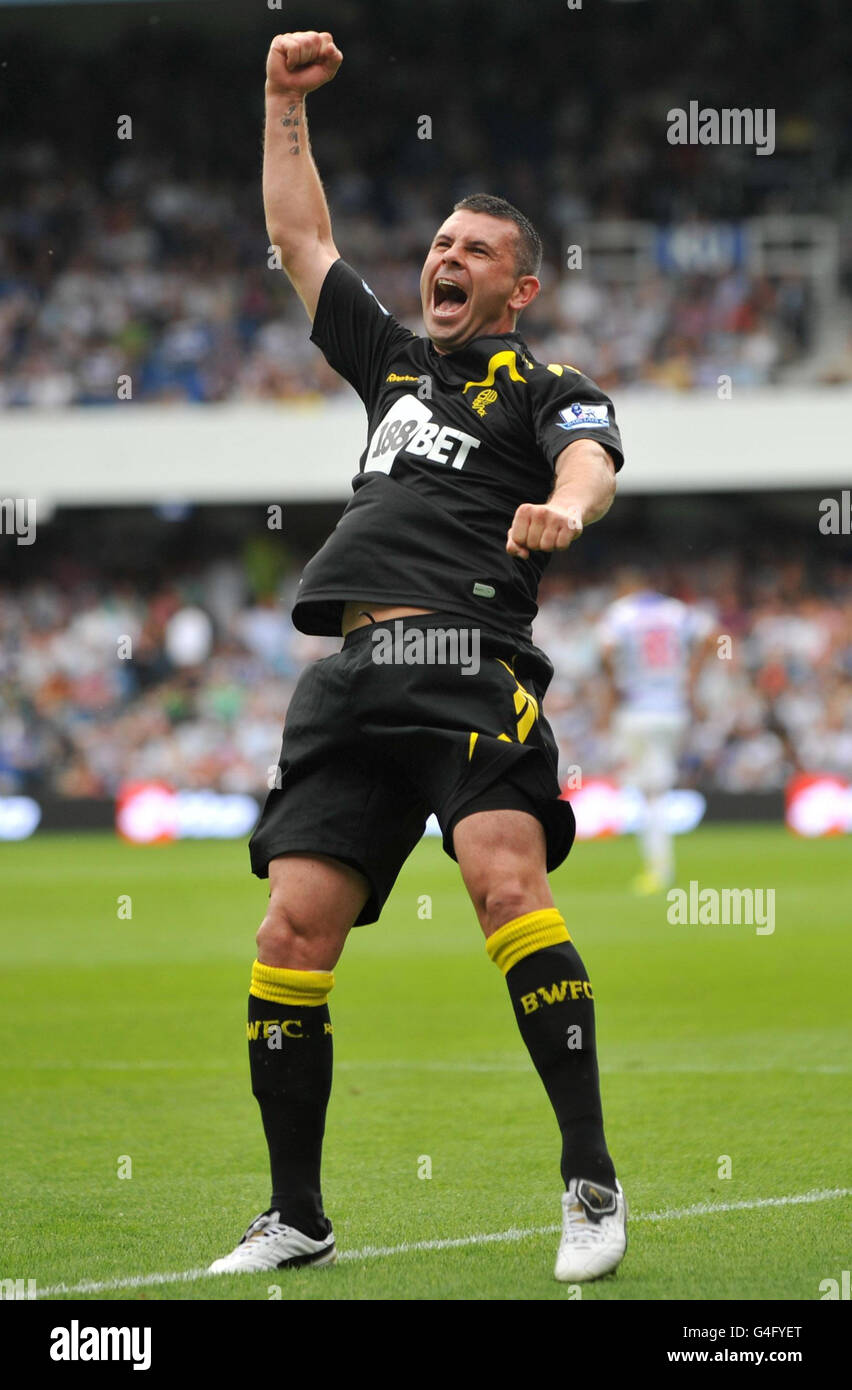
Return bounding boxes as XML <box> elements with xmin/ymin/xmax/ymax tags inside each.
<box><xmin>452</xmin><ymin>193</ymin><xmax>542</xmax><ymax>279</ymax></box>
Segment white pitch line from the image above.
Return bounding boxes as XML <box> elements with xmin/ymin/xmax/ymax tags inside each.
<box><xmin>628</xmin><ymin>1187</ymin><xmax>852</xmax><ymax>1223</ymax></box>
<box><xmin>36</xmin><ymin>1186</ymin><xmax>851</xmax><ymax>1299</ymax></box>
<box><xmin>5</xmin><ymin>1059</ymin><xmax>848</xmax><ymax>1075</ymax></box>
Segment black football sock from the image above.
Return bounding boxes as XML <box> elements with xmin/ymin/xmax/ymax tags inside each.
<box><xmin>247</xmin><ymin>960</ymin><xmax>335</xmax><ymax>1240</ymax></box>
<box><xmin>486</xmin><ymin>909</ymin><xmax>616</xmax><ymax>1189</ymax></box>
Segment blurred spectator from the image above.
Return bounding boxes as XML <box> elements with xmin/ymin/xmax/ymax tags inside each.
<box><xmin>1</xmin><ymin>5</ymin><xmax>847</xmax><ymax>408</ymax></box>
<box><xmin>1</xmin><ymin>549</ymin><xmax>849</xmax><ymax>799</ymax></box>
<box><xmin>0</xmin><ymin>170</ymin><xmax>818</xmax><ymax>404</ymax></box>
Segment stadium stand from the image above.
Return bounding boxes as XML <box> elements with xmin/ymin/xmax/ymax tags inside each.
<box><xmin>2</xmin><ymin>532</ymin><xmax>850</xmax><ymax>799</ymax></box>
<box><xmin>1</xmin><ymin>1</ymin><xmax>850</xmax><ymax>405</ymax></box>
<box><xmin>2</xmin><ymin>0</ymin><xmax>850</xmax><ymax>819</ymax></box>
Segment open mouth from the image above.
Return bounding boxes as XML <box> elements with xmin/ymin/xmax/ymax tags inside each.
<box><xmin>432</xmin><ymin>277</ymin><xmax>469</xmax><ymax>320</ymax></box>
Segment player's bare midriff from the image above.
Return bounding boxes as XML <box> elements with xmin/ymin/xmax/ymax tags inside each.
<box><xmin>341</xmin><ymin>601</ymin><xmax>436</xmax><ymax>636</ymax></box>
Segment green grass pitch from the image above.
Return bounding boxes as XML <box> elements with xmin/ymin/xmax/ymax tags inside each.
<box><xmin>1</xmin><ymin>825</ymin><xmax>848</xmax><ymax>1301</ymax></box>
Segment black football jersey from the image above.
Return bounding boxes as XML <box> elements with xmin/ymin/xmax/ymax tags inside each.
<box><xmin>292</xmin><ymin>258</ymin><xmax>625</xmax><ymax>640</ymax></box>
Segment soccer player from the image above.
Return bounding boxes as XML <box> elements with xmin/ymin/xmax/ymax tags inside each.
<box><xmin>598</xmin><ymin>568</ymin><xmax>717</xmax><ymax>892</ymax></box>
<box><xmin>210</xmin><ymin>30</ymin><xmax>627</xmax><ymax>1283</ymax></box>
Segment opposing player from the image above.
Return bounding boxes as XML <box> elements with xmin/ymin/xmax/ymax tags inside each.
<box><xmin>598</xmin><ymin>568</ymin><xmax>716</xmax><ymax>892</ymax></box>
<box><xmin>210</xmin><ymin>30</ymin><xmax>628</xmax><ymax>1283</ymax></box>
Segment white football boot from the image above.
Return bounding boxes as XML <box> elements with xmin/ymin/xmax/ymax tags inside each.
<box><xmin>554</xmin><ymin>1178</ymin><xmax>627</xmax><ymax>1283</ymax></box>
<box><xmin>208</xmin><ymin>1209</ymin><xmax>337</xmax><ymax>1275</ymax></box>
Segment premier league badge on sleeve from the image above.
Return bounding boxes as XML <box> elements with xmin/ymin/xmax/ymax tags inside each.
<box><xmin>556</xmin><ymin>402</ymin><xmax>610</xmax><ymax>430</ymax></box>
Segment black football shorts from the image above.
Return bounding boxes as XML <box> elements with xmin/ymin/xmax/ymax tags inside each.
<box><xmin>249</xmin><ymin>612</ymin><xmax>576</xmax><ymax>924</ymax></box>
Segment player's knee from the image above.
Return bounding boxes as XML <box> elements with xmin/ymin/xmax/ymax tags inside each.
<box><xmin>479</xmin><ymin>878</ymin><xmax>547</xmax><ymax>936</ymax></box>
<box><xmin>256</xmin><ymin>899</ymin><xmax>325</xmax><ymax>969</ymax></box>
<box><xmin>255</xmin><ymin>904</ymin><xmax>296</xmax><ymax>965</ymax></box>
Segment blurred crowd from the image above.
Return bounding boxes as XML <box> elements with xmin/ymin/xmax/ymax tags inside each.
<box><xmin>2</xmin><ymin>0</ymin><xmax>850</xmax><ymax>407</ymax></box>
<box><xmin>0</xmin><ymin>152</ymin><xmax>817</xmax><ymax>406</ymax></box>
<box><xmin>535</xmin><ymin>558</ymin><xmax>852</xmax><ymax>793</ymax></box>
<box><xmin>2</xmin><ymin>6</ymin><xmax>850</xmax><ymax>801</ymax></box>
<box><xmin>2</xmin><ymin>552</ymin><xmax>850</xmax><ymax>800</ymax></box>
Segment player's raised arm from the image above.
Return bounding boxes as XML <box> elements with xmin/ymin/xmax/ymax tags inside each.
<box><xmin>264</xmin><ymin>31</ymin><xmax>343</xmax><ymax>321</ymax></box>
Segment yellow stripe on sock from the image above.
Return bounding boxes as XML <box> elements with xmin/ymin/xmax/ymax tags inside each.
<box><xmin>485</xmin><ymin>909</ymin><xmax>570</xmax><ymax>975</ymax></box>
<box><xmin>249</xmin><ymin>960</ymin><xmax>334</xmax><ymax>1006</ymax></box>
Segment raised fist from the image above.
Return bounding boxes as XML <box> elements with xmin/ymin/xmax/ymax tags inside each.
<box><xmin>266</xmin><ymin>31</ymin><xmax>343</xmax><ymax>97</ymax></box>
<box><xmin>506</xmin><ymin>501</ymin><xmax>584</xmax><ymax>558</ymax></box>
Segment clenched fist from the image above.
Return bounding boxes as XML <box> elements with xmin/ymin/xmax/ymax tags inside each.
<box><xmin>506</xmin><ymin>501</ymin><xmax>583</xmax><ymax>558</ymax></box>
<box><xmin>266</xmin><ymin>30</ymin><xmax>343</xmax><ymax>97</ymax></box>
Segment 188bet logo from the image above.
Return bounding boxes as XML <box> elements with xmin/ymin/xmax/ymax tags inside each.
<box><xmin>367</xmin><ymin>394</ymin><xmax>480</xmax><ymax>473</ymax></box>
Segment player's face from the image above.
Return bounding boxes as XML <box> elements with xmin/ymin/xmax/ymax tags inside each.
<box><xmin>420</xmin><ymin>211</ymin><xmax>539</xmax><ymax>352</ymax></box>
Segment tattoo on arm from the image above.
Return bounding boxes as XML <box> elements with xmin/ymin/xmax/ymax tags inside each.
<box><xmin>281</xmin><ymin>102</ymin><xmax>301</xmax><ymax>154</ymax></box>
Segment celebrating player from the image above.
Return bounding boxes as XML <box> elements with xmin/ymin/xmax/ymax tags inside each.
<box><xmin>210</xmin><ymin>30</ymin><xmax>628</xmax><ymax>1283</ymax></box>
